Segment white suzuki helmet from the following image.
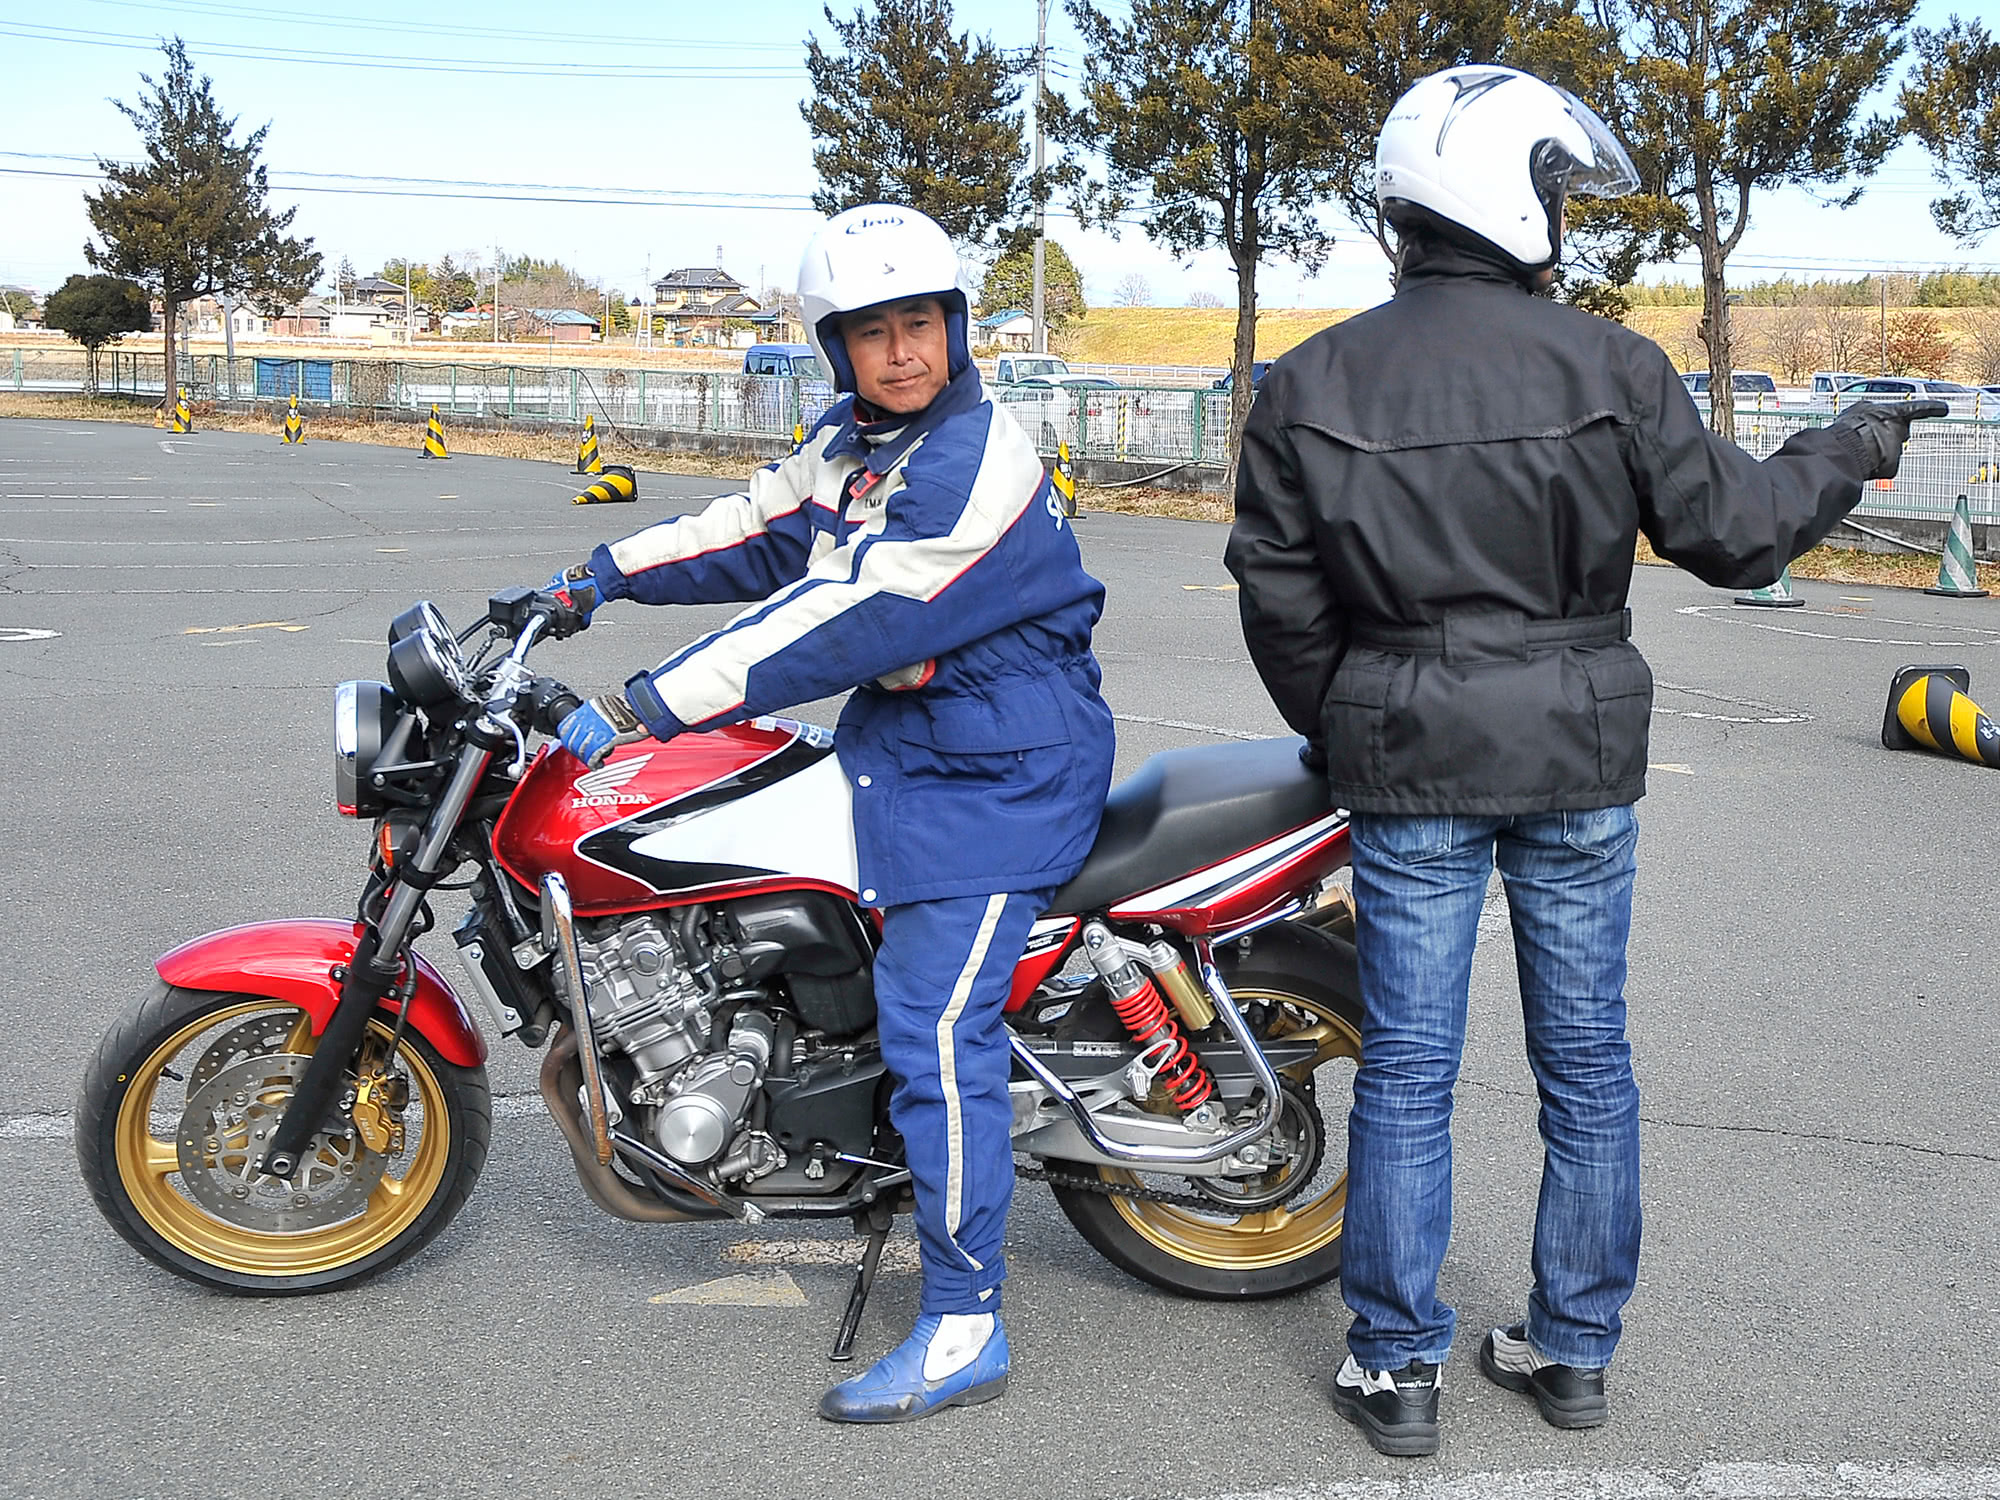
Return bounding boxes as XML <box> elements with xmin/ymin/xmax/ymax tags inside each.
<box><xmin>798</xmin><ymin>203</ymin><xmax>971</xmax><ymax>395</ymax></box>
<box><xmin>1375</xmin><ymin>65</ymin><xmax>1639</xmax><ymax>273</ymax></box>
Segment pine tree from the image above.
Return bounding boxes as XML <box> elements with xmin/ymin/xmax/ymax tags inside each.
<box><xmin>84</xmin><ymin>39</ymin><xmax>320</xmax><ymax>394</ymax></box>
<box><xmin>980</xmin><ymin>233</ymin><xmax>1086</xmax><ymax>331</ymax></box>
<box><xmin>803</xmin><ymin>0</ymin><xmax>1028</xmax><ymax>244</ymax></box>
<box><xmin>1901</xmin><ymin>17</ymin><xmax>2000</xmax><ymax>242</ymax></box>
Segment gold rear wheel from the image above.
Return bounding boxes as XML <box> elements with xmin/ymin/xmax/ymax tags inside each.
<box><xmin>1047</xmin><ymin>918</ymin><xmax>1363</xmax><ymax>1299</ymax></box>
<box><xmin>79</xmin><ymin>984</ymin><xmax>489</xmax><ymax>1294</ymax></box>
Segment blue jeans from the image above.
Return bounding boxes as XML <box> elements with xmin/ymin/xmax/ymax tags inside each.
<box><xmin>1343</xmin><ymin>806</ymin><xmax>1641</xmax><ymax>1372</ymax></box>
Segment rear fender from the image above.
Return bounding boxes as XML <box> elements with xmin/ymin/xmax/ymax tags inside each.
<box><xmin>155</xmin><ymin>919</ymin><xmax>487</xmax><ymax>1068</ymax></box>
<box><xmin>1218</xmin><ymin>914</ymin><xmax>1360</xmax><ymax>1010</ymax></box>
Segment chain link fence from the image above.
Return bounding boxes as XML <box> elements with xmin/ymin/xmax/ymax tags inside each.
<box><xmin>6</xmin><ymin>347</ymin><xmax>1995</xmax><ymax>522</ymax></box>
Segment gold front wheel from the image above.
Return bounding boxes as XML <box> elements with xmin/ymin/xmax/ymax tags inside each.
<box><xmin>78</xmin><ymin>983</ymin><xmax>490</xmax><ymax>1295</ymax></box>
<box><xmin>1047</xmin><ymin>942</ymin><xmax>1362</xmax><ymax>1300</ymax></box>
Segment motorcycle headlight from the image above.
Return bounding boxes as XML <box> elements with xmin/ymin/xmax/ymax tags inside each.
<box><xmin>333</xmin><ymin>680</ymin><xmax>397</xmax><ymax>817</ymax></box>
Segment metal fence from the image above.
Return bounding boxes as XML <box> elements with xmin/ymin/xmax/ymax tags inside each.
<box><xmin>6</xmin><ymin>347</ymin><xmax>1996</xmax><ymax>522</ymax></box>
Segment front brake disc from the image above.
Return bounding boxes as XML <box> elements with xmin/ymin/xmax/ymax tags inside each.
<box><xmin>175</xmin><ymin>1054</ymin><xmax>390</xmax><ymax>1231</ymax></box>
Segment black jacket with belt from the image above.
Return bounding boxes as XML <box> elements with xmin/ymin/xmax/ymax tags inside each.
<box><xmin>1224</xmin><ymin>240</ymin><xmax>1874</xmax><ymax>816</ymax></box>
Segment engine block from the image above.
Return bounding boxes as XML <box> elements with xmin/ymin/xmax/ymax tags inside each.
<box><xmin>576</xmin><ymin>913</ymin><xmax>709</xmax><ymax>1084</ymax></box>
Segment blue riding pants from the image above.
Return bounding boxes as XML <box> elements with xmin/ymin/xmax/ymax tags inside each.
<box><xmin>873</xmin><ymin>890</ymin><xmax>1051</xmax><ymax>1315</ymax></box>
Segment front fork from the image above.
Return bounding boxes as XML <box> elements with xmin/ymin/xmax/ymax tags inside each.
<box><xmin>259</xmin><ymin>737</ymin><xmax>499</xmax><ymax>1178</ymax></box>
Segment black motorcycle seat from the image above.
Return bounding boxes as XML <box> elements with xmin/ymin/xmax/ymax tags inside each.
<box><xmin>1049</xmin><ymin>737</ymin><xmax>1333</xmax><ymax>915</ymax></box>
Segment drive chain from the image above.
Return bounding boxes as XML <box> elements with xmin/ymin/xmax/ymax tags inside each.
<box><xmin>1015</xmin><ymin>1161</ymin><xmax>1227</xmax><ymax>1212</ymax></box>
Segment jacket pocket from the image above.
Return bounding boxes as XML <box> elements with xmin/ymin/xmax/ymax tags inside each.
<box><xmin>1582</xmin><ymin>650</ymin><xmax>1653</xmax><ymax>786</ymax></box>
<box><xmin>898</xmin><ymin>688</ymin><xmax>1070</xmax><ymax>754</ymax></box>
<box><xmin>1324</xmin><ymin>664</ymin><xmax>1393</xmax><ymax>790</ymax></box>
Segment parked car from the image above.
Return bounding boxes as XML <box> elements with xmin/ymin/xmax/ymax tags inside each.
<box><xmin>993</xmin><ymin>354</ymin><xmax>1073</xmax><ymax>386</ymax></box>
<box><xmin>1211</xmin><ymin>361</ymin><xmax>1274</xmax><ymax>393</ymax></box>
<box><xmin>741</xmin><ymin>344</ymin><xmax>833</xmax><ymax>433</ymax></box>
<box><xmin>1838</xmin><ymin>377</ymin><xmax>1983</xmax><ymax>418</ymax></box>
<box><xmin>994</xmin><ymin>375</ymin><xmax>1169</xmax><ymax>453</ymax></box>
<box><xmin>1681</xmin><ymin>370</ymin><xmax>1796</xmax><ymax>407</ymax></box>
<box><xmin>1810</xmin><ymin>371</ymin><xmax>1866</xmax><ymax>405</ymax></box>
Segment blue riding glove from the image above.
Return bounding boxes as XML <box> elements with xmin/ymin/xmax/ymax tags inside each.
<box><xmin>557</xmin><ymin>692</ymin><xmax>647</xmax><ymax>768</ymax></box>
<box><xmin>544</xmin><ymin>563</ymin><xmax>606</xmax><ymax>624</ymax></box>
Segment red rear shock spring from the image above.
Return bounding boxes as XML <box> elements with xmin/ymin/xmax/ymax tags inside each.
<box><xmin>1107</xmin><ymin>977</ymin><xmax>1215</xmax><ymax>1111</ymax></box>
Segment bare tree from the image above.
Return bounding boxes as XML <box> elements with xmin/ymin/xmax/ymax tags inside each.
<box><xmin>1757</xmin><ymin>304</ymin><xmax>1825</xmax><ymax>384</ymax></box>
<box><xmin>1186</xmin><ymin>289</ymin><xmax>1225</xmax><ymax>308</ymax></box>
<box><xmin>1114</xmin><ymin>272</ymin><xmax>1153</xmax><ymax>307</ymax></box>
<box><xmin>1960</xmin><ymin>305</ymin><xmax>2000</xmax><ymax>382</ymax></box>
<box><xmin>1809</xmin><ymin>289</ymin><xmax>1870</xmax><ymax>372</ymax></box>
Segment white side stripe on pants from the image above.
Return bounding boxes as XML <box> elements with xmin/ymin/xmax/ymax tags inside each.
<box><xmin>937</xmin><ymin>893</ymin><xmax>1009</xmax><ymax>1271</ymax></box>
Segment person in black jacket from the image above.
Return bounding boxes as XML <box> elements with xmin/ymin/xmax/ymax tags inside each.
<box><xmin>1225</xmin><ymin>65</ymin><xmax>1946</xmax><ymax>1459</ymax></box>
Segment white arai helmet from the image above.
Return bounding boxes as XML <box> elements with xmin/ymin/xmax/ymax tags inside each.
<box><xmin>797</xmin><ymin>204</ymin><xmax>971</xmax><ymax>395</ymax></box>
<box><xmin>1374</xmin><ymin>66</ymin><xmax>1639</xmax><ymax>273</ymax></box>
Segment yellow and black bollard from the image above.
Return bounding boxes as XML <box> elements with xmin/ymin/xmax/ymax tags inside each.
<box><xmin>421</xmin><ymin>404</ymin><xmax>450</xmax><ymax>459</ymax></box>
<box><xmin>170</xmin><ymin>387</ymin><xmax>193</xmax><ymax>434</ymax></box>
<box><xmin>576</xmin><ymin>414</ymin><xmax>603</xmax><ymax>475</ymax></box>
<box><xmin>281</xmin><ymin>394</ymin><xmax>305</xmax><ymax>445</ymax></box>
<box><xmin>793</xmin><ymin>422</ymin><xmax>806</xmax><ymax>448</ymax></box>
<box><xmin>1051</xmin><ymin>440</ymin><xmax>1078</xmax><ymax>519</ymax></box>
<box><xmin>573</xmin><ymin>464</ymin><xmax>638</xmax><ymax>505</ymax></box>
<box><xmin>1882</xmin><ymin>664</ymin><xmax>2000</xmax><ymax>769</ymax></box>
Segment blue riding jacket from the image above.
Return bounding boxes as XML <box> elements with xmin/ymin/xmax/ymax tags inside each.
<box><xmin>583</xmin><ymin>367</ymin><xmax>1116</xmax><ymax>907</ymax></box>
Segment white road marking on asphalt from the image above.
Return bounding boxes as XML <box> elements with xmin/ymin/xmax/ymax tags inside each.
<box><xmin>491</xmin><ymin>1094</ymin><xmax>545</xmax><ymax>1119</ymax></box>
<box><xmin>1840</xmin><ymin>595</ymin><xmax>1872</xmax><ymax>602</ymax></box>
<box><xmin>1181</xmin><ymin>582</ymin><xmax>1239</xmax><ymax>591</ymax></box>
<box><xmin>0</xmin><ymin>1114</ymin><xmax>70</xmax><ymax>1140</ymax></box>
<box><xmin>1197</xmin><ymin>1464</ymin><xmax>2000</xmax><ymax>1499</ymax></box>
<box><xmin>158</xmin><ymin>441</ymin><xmax>176</xmax><ymax>453</ymax></box>
<box><xmin>1653</xmin><ymin>680</ymin><xmax>1812</xmax><ymax>724</ymax></box>
<box><xmin>0</xmin><ymin>628</ymin><xmax>59</xmax><ymax>642</ymax></box>
<box><xmin>377</xmin><ymin>547</ymin><xmax>408</xmax><ymax>553</ymax></box>
<box><xmin>649</xmin><ymin>1271</ymin><xmax>807</xmax><ymax>1307</ymax></box>
<box><xmin>1114</xmin><ymin>712</ymin><xmax>1266</xmax><ymax>742</ymax></box>
<box><xmin>188</xmin><ymin>502</ymin><xmax>220</xmax><ymax>507</ymax></box>
<box><xmin>1679</xmin><ymin>603</ymin><xmax>2000</xmax><ymax>648</ymax></box>
<box><xmin>725</xmin><ymin>1236</ymin><xmax>923</xmax><ymax>1272</ymax></box>
<box><xmin>1648</xmin><ymin>762</ymin><xmax>1695</xmax><ymax>775</ymax></box>
<box><xmin>182</xmin><ymin>621</ymin><xmax>308</xmax><ymax>634</ymax></box>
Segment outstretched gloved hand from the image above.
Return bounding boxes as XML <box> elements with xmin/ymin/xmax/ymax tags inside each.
<box><xmin>558</xmin><ymin>692</ymin><xmax>648</xmax><ymax>768</ymax></box>
<box><xmin>1828</xmin><ymin>400</ymin><xmax>1950</xmax><ymax>481</ymax></box>
<box><xmin>543</xmin><ymin>562</ymin><xmax>605</xmax><ymax>624</ymax></box>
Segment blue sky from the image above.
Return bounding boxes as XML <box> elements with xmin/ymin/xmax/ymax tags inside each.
<box><xmin>0</xmin><ymin>0</ymin><xmax>1990</xmax><ymax>313</ymax></box>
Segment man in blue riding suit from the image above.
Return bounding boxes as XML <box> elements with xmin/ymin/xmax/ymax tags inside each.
<box><xmin>538</xmin><ymin>204</ymin><xmax>1116</xmax><ymax>1423</ymax></box>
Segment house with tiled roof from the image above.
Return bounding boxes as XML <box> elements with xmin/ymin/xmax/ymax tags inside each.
<box><xmin>645</xmin><ymin>266</ymin><xmax>793</xmax><ymax>347</ymax></box>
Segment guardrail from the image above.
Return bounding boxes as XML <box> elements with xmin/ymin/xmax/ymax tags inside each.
<box><xmin>7</xmin><ymin>348</ymin><xmax>1996</xmax><ymax>523</ymax></box>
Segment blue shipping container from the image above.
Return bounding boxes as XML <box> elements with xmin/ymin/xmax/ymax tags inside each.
<box><xmin>255</xmin><ymin>358</ymin><xmax>334</xmax><ymax>401</ymax></box>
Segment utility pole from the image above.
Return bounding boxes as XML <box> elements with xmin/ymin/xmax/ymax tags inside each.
<box><xmin>1878</xmin><ymin>272</ymin><xmax>1888</xmax><ymax>373</ymax></box>
<box><xmin>1031</xmin><ymin>0</ymin><xmax>1049</xmax><ymax>355</ymax></box>
<box><xmin>404</xmin><ymin>255</ymin><xmax>413</xmax><ymax>346</ymax></box>
<box><xmin>493</xmin><ymin>247</ymin><xmax>501</xmax><ymax>344</ymax></box>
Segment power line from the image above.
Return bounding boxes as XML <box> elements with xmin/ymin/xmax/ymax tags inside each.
<box><xmin>71</xmin><ymin>0</ymin><xmax>799</xmax><ymax>53</ymax></box>
<box><xmin>0</xmin><ymin>166</ymin><xmax>824</xmax><ymax>212</ymax></box>
<box><xmin>0</xmin><ymin>22</ymin><xmax>805</xmax><ymax>78</ymax></box>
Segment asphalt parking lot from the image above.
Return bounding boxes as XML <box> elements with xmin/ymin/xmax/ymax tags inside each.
<box><xmin>1</xmin><ymin>417</ymin><xmax>1997</xmax><ymax>1500</ymax></box>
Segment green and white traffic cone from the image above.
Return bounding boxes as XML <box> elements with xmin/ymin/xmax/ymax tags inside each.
<box><xmin>1925</xmin><ymin>494</ymin><xmax>1989</xmax><ymax>599</ymax></box>
<box><xmin>1736</xmin><ymin>564</ymin><xmax>1805</xmax><ymax>608</ymax></box>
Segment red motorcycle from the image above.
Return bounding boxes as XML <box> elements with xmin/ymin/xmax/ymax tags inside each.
<box><xmin>77</xmin><ymin>588</ymin><xmax>1360</xmax><ymax>1335</ymax></box>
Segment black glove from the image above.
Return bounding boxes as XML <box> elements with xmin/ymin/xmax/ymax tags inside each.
<box><xmin>1828</xmin><ymin>400</ymin><xmax>1950</xmax><ymax>481</ymax></box>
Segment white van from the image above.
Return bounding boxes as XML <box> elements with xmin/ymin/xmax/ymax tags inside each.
<box><xmin>1810</xmin><ymin>371</ymin><xmax>1865</xmax><ymax>407</ymax></box>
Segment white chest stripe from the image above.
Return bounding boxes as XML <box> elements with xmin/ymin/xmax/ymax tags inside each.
<box><xmin>650</xmin><ymin>410</ymin><xmax>1046</xmax><ymax>726</ymax></box>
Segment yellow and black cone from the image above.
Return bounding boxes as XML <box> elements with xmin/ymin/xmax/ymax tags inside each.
<box><xmin>1051</xmin><ymin>440</ymin><xmax>1078</xmax><ymax>518</ymax></box>
<box><xmin>1882</xmin><ymin>664</ymin><xmax>2000</xmax><ymax>768</ymax></box>
<box><xmin>421</xmin><ymin>405</ymin><xmax>449</xmax><ymax>459</ymax></box>
<box><xmin>170</xmin><ymin>387</ymin><xmax>193</xmax><ymax>434</ymax></box>
<box><xmin>576</xmin><ymin>414</ymin><xmax>603</xmax><ymax>474</ymax></box>
<box><xmin>573</xmin><ymin>464</ymin><xmax>637</xmax><ymax>505</ymax></box>
<box><xmin>281</xmin><ymin>394</ymin><xmax>305</xmax><ymax>445</ymax></box>
<box><xmin>1736</xmin><ymin>564</ymin><xmax>1803</xmax><ymax>608</ymax></box>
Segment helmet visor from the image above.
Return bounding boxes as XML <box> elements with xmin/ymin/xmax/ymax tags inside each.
<box><xmin>1549</xmin><ymin>87</ymin><xmax>1639</xmax><ymax>198</ymax></box>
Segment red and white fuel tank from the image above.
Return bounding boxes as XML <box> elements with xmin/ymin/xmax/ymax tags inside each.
<box><xmin>493</xmin><ymin>718</ymin><xmax>859</xmax><ymax>917</ymax></box>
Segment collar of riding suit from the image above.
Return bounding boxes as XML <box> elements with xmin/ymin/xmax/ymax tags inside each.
<box><xmin>821</xmin><ymin>363</ymin><xmax>988</xmax><ymax>487</ymax></box>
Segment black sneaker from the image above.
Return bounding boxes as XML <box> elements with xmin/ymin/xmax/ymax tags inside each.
<box><xmin>1331</xmin><ymin>1355</ymin><xmax>1441</xmax><ymax>1456</ymax></box>
<box><xmin>1477</xmin><ymin>1324</ymin><xmax>1609</xmax><ymax>1429</ymax></box>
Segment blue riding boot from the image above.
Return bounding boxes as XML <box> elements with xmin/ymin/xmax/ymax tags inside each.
<box><xmin>818</xmin><ymin>1314</ymin><xmax>1010</xmax><ymax>1423</ymax></box>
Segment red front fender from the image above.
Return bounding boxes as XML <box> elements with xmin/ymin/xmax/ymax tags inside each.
<box><xmin>155</xmin><ymin>919</ymin><xmax>487</xmax><ymax>1068</ymax></box>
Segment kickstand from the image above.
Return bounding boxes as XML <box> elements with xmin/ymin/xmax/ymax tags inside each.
<box><xmin>830</xmin><ymin>1208</ymin><xmax>894</xmax><ymax>1363</ymax></box>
